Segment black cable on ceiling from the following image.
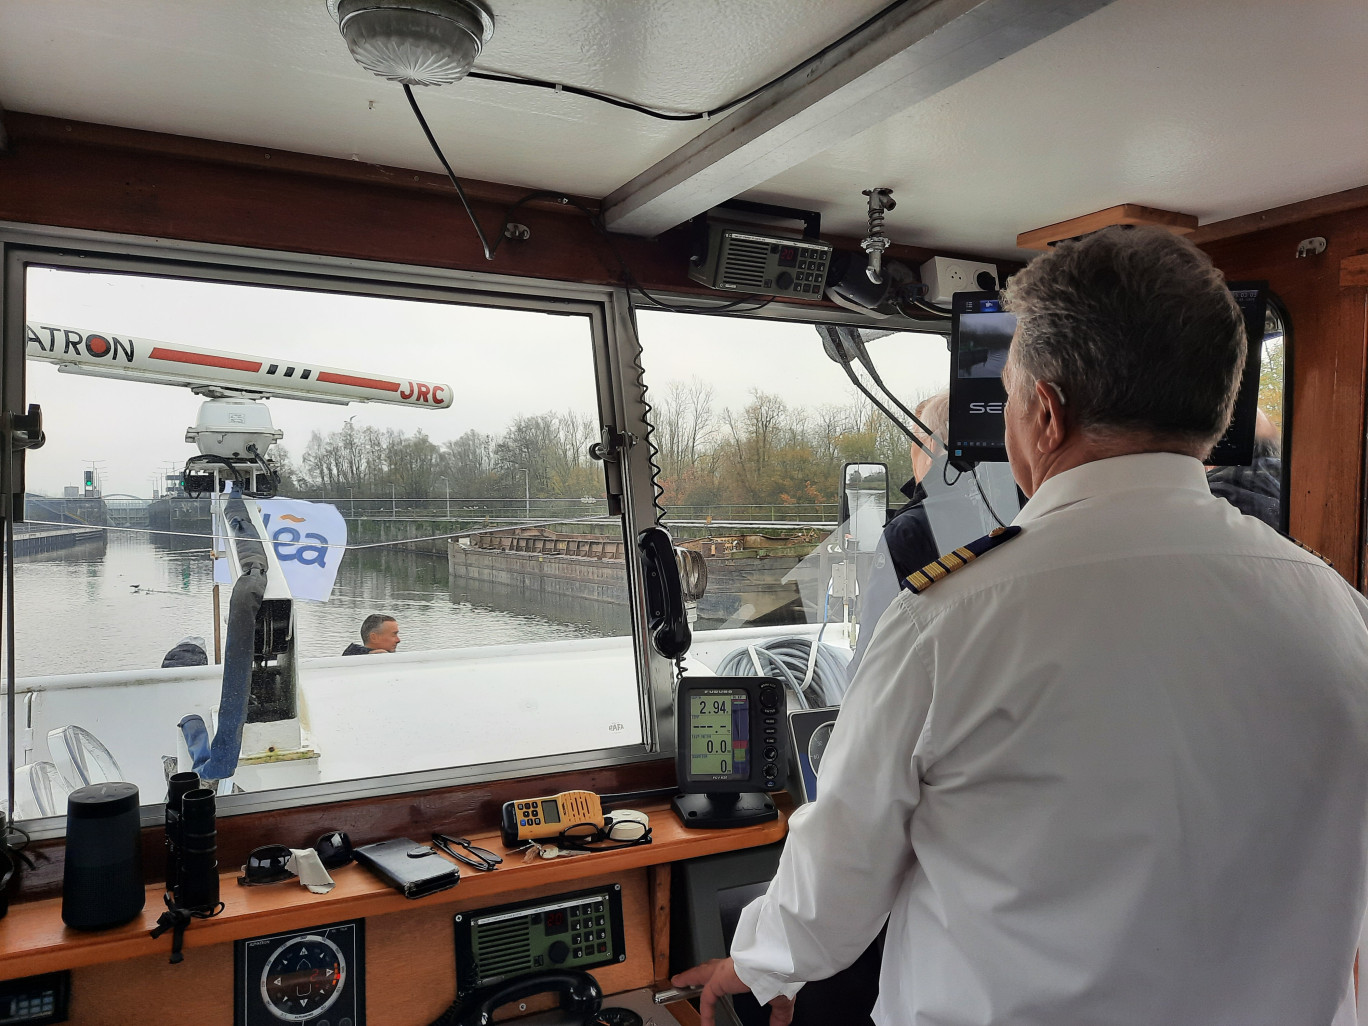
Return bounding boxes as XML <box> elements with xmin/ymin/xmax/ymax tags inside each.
<box><xmin>463</xmin><ymin>0</ymin><xmax>911</xmax><ymax>123</ymax></box>
<box><xmin>404</xmin><ymin>83</ymin><xmax>775</xmax><ymax>314</ymax></box>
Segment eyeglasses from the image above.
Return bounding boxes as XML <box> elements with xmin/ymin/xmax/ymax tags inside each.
<box><xmin>431</xmin><ymin>833</ymin><xmax>502</xmax><ymax>872</ymax></box>
<box><xmin>237</xmin><ymin>831</ymin><xmax>354</xmax><ymax>886</ymax></box>
<box><xmin>558</xmin><ymin>818</ymin><xmax>652</xmax><ymax>851</ymax></box>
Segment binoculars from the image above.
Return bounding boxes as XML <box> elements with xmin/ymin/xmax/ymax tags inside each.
<box><xmin>165</xmin><ymin>772</ymin><xmax>220</xmax><ymax>912</ymax></box>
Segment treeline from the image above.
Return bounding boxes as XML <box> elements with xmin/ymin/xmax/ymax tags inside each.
<box><xmin>653</xmin><ymin>380</ymin><xmax>918</xmax><ymax>509</ymax></box>
<box><xmin>290</xmin><ymin>413</ymin><xmax>600</xmax><ymax>500</ymax></box>
<box><xmin>282</xmin><ymin>383</ymin><xmax>923</xmax><ymax>509</ymax></box>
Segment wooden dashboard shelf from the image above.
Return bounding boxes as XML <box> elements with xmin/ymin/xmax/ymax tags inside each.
<box><xmin>0</xmin><ymin>801</ymin><xmax>787</xmax><ymax>981</ymax></box>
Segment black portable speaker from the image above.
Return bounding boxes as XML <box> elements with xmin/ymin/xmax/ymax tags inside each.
<box><xmin>61</xmin><ymin>781</ymin><xmax>144</xmax><ymax>931</ymax></box>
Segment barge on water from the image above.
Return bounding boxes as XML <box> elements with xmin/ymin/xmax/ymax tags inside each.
<box><xmin>447</xmin><ymin>526</ymin><xmax>826</xmax><ymax>625</ymax></box>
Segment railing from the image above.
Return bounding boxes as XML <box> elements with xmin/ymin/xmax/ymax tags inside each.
<box><xmin>25</xmin><ymin>493</ymin><xmax>846</xmax><ymax>531</ymax></box>
<box><xmin>309</xmin><ymin>497</ymin><xmax>842</xmax><ymax>529</ymax></box>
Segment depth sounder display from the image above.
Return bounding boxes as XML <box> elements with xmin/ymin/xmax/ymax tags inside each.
<box><xmin>690</xmin><ymin>688</ymin><xmax>750</xmax><ymax>781</ymax></box>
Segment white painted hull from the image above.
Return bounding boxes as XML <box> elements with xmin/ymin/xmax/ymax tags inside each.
<box><xmin>7</xmin><ymin>623</ymin><xmax>848</xmax><ymax>817</ymax></box>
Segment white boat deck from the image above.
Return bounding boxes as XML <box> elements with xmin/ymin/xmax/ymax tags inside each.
<box><xmin>7</xmin><ymin>622</ymin><xmax>851</xmax><ymax>816</ymax></box>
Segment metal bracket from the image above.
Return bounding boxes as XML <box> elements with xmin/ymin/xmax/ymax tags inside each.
<box><xmin>589</xmin><ymin>426</ymin><xmax>633</xmax><ymax>463</ymax></box>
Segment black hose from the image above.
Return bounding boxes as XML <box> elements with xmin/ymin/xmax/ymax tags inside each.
<box><xmin>198</xmin><ymin>495</ymin><xmax>269</xmax><ymax>781</ymax></box>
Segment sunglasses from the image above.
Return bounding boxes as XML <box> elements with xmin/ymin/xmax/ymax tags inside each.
<box><xmin>237</xmin><ymin>831</ymin><xmax>355</xmax><ymax>886</ymax></box>
<box><xmin>431</xmin><ymin>833</ymin><xmax>502</xmax><ymax>872</ymax></box>
<box><xmin>557</xmin><ymin>819</ymin><xmax>652</xmax><ymax>851</ymax></box>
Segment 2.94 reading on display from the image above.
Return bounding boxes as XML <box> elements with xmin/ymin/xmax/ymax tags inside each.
<box><xmin>690</xmin><ymin>689</ymin><xmax>750</xmax><ymax>781</ymax></box>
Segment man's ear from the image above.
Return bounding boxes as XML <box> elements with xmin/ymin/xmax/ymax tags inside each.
<box><xmin>1034</xmin><ymin>378</ymin><xmax>1068</xmax><ymax>454</ymax></box>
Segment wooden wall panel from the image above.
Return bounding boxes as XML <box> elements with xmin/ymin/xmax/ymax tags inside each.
<box><xmin>0</xmin><ymin>113</ymin><xmax>969</xmax><ymax>300</ymax></box>
<box><xmin>70</xmin><ymin>868</ymin><xmax>654</xmax><ymax>1026</ymax></box>
<box><xmin>1200</xmin><ymin>205</ymin><xmax>1368</xmax><ymax>583</ymax></box>
<box><xmin>17</xmin><ymin>760</ymin><xmax>677</xmax><ymax>903</ymax></box>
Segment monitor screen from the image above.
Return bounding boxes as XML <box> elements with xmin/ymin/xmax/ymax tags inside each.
<box><xmin>686</xmin><ymin>687</ymin><xmax>751</xmax><ymax>783</ymax></box>
<box><xmin>947</xmin><ymin>292</ymin><xmax>1014</xmax><ymax>467</ymax></box>
<box><xmin>945</xmin><ymin>283</ymin><xmax>1268</xmax><ymax>469</ymax></box>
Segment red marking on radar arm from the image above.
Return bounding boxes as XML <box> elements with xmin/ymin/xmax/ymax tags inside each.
<box><xmin>148</xmin><ymin>347</ymin><xmax>261</xmax><ymax>372</ymax></box>
<box><xmin>317</xmin><ymin>372</ymin><xmax>401</xmax><ymax>393</ymax></box>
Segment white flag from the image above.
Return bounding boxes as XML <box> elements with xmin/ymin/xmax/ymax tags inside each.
<box><xmin>212</xmin><ymin>498</ymin><xmax>348</xmax><ymax>602</ymax></box>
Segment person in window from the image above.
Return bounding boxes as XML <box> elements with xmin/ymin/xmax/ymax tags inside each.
<box><xmin>848</xmin><ymin>391</ymin><xmax>948</xmax><ymax>677</ymax></box>
<box><xmin>1206</xmin><ymin>408</ymin><xmax>1281</xmax><ymax>527</ymax></box>
<box><xmin>674</xmin><ymin>227</ymin><xmax>1368</xmax><ymax>1026</ymax></box>
<box><xmin>341</xmin><ymin>614</ymin><xmax>400</xmax><ymax>655</ymax></box>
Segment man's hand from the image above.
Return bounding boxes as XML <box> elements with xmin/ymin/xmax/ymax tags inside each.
<box><xmin>671</xmin><ymin>957</ymin><xmax>794</xmax><ymax>1026</ymax></box>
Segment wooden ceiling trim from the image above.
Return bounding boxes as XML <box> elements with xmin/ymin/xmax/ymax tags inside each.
<box><xmin>4</xmin><ymin>111</ymin><xmax>596</xmax><ymax>213</ymax></box>
<box><xmin>0</xmin><ymin>114</ymin><xmax>1002</xmax><ymax>302</ymax></box>
<box><xmin>1016</xmin><ymin>204</ymin><xmax>1197</xmax><ymax>251</ymax></box>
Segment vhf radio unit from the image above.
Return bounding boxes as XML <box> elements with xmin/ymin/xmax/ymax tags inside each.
<box><xmin>688</xmin><ymin>201</ymin><xmax>832</xmax><ymax>301</ymax></box>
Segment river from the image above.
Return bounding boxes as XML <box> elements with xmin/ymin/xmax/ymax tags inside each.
<box><xmin>11</xmin><ymin>532</ymin><xmax>631</xmax><ymax>677</ymax></box>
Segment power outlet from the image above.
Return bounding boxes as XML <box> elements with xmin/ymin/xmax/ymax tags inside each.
<box><xmin>919</xmin><ymin>256</ymin><xmax>1000</xmax><ymax>305</ymax></box>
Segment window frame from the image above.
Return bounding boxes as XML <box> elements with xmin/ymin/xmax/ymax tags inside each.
<box><xmin>0</xmin><ymin>220</ymin><xmax>675</xmax><ymax>833</ymax></box>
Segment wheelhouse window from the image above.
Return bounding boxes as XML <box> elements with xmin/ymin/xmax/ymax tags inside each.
<box><xmin>634</xmin><ymin>309</ymin><xmax>1019</xmax><ymax>710</ymax></box>
<box><xmin>1207</xmin><ymin>296</ymin><xmax>1290</xmax><ymax>533</ymax></box>
<box><xmin>6</xmin><ymin>260</ymin><xmax>641</xmax><ymax>822</ymax></box>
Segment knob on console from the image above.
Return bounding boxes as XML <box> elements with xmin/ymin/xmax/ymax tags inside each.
<box><xmin>549</xmin><ymin>940</ymin><xmax>570</xmax><ymax>964</ymax></box>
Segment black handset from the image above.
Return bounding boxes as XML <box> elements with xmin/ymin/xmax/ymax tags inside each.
<box><xmin>455</xmin><ymin>969</ymin><xmax>602</xmax><ymax>1026</ymax></box>
<box><xmin>638</xmin><ymin>527</ymin><xmax>691</xmax><ymax>659</ymax></box>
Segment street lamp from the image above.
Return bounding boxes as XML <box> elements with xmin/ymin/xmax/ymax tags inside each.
<box><xmin>515</xmin><ymin>468</ymin><xmax>529</xmax><ymax>522</ymax></box>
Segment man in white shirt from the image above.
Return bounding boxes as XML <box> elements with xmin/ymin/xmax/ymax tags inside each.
<box><xmin>673</xmin><ymin>227</ymin><xmax>1368</xmax><ymax>1026</ymax></box>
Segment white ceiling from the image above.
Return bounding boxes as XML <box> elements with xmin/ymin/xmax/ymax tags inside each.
<box><xmin>1</xmin><ymin>0</ymin><xmax>1366</xmax><ymax>260</ymax></box>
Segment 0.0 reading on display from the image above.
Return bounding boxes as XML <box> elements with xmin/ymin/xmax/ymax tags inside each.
<box><xmin>690</xmin><ymin>689</ymin><xmax>749</xmax><ymax>780</ymax></box>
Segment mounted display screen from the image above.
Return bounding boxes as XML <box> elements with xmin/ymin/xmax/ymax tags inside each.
<box><xmin>947</xmin><ymin>283</ymin><xmax>1269</xmax><ymax>470</ymax></box>
<box><xmin>674</xmin><ymin>677</ymin><xmax>785</xmax><ymax>796</ymax></box>
<box><xmin>947</xmin><ymin>292</ymin><xmax>1014</xmax><ymax>468</ymax></box>
<box><xmin>688</xmin><ymin>687</ymin><xmax>751</xmax><ymax>782</ymax></box>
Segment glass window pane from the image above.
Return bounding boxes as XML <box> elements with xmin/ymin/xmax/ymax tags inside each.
<box><xmin>1207</xmin><ymin>302</ymin><xmax>1287</xmax><ymax>532</ymax></box>
<box><xmin>635</xmin><ymin>310</ymin><xmax>1019</xmax><ymax>709</ymax></box>
<box><xmin>10</xmin><ymin>266</ymin><xmax>638</xmax><ymax>818</ymax></box>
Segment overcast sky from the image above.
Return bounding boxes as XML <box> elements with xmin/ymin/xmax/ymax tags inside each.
<box><xmin>23</xmin><ymin>268</ymin><xmax>950</xmax><ymax>497</ymax></box>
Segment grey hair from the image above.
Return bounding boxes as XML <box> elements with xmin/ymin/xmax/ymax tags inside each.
<box><xmin>913</xmin><ymin>390</ymin><xmax>950</xmax><ymax>448</ymax></box>
<box><xmin>1001</xmin><ymin>226</ymin><xmax>1246</xmax><ymax>454</ymax></box>
<box><xmin>360</xmin><ymin>613</ymin><xmax>396</xmax><ymax>644</ymax></box>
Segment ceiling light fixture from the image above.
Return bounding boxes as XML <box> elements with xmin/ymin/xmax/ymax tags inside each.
<box><xmin>327</xmin><ymin>0</ymin><xmax>494</xmax><ymax>87</ymax></box>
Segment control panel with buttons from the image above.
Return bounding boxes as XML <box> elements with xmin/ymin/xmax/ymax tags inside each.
<box><xmin>0</xmin><ymin>972</ymin><xmax>69</xmax><ymax>1025</ymax></box>
<box><xmin>500</xmin><ymin>789</ymin><xmax>605</xmax><ymax>846</ymax></box>
<box><xmin>687</xmin><ymin>226</ymin><xmax>835</xmax><ymax>300</ymax></box>
<box><xmin>757</xmin><ymin>679</ymin><xmax>784</xmax><ymax>791</ymax></box>
<box><xmin>454</xmin><ymin>885</ymin><xmax>626</xmax><ymax>998</ymax></box>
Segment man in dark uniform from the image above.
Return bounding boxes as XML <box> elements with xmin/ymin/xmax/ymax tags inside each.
<box><xmin>1207</xmin><ymin>409</ymin><xmax>1281</xmax><ymax>527</ymax></box>
<box><xmin>341</xmin><ymin>613</ymin><xmax>400</xmax><ymax>655</ymax></box>
<box><xmin>848</xmin><ymin>391</ymin><xmax>947</xmax><ymax>676</ymax></box>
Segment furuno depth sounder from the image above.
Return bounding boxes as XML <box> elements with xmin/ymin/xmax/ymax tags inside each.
<box><xmin>672</xmin><ymin>676</ymin><xmax>787</xmax><ymax>829</ymax></box>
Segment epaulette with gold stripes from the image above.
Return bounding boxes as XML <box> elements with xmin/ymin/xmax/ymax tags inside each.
<box><xmin>901</xmin><ymin>525</ymin><xmax>1022</xmax><ymax>594</ymax></box>
<box><xmin>1283</xmin><ymin>533</ymin><xmax>1334</xmax><ymax>569</ymax></box>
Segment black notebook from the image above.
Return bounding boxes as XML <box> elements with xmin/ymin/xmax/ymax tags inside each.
<box><xmin>353</xmin><ymin>838</ymin><xmax>460</xmax><ymax>899</ymax></box>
